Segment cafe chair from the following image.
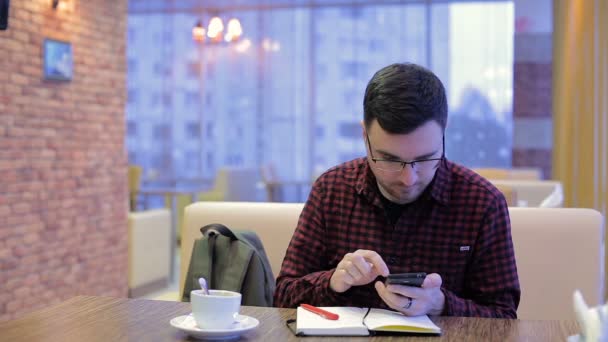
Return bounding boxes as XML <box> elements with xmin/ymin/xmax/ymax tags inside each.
<box><xmin>180</xmin><ymin>201</ymin><xmax>303</xmax><ymax>299</ymax></box>
<box><xmin>199</xmin><ymin>167</ymin><xmax>258</xmax><ymax>202</ymax></box>
<box><xmin>490</xmin><ymin>180</ymin><xmax>564</xmax><ymax>207</ymax></box>
<box><xmin>260</xmin><ymin>163</ymin><xmax>313</xmax><ymax>202</ymax></box>
<box><xmin>260</xmin><ymin>163</ymin><xmax>283</xmax><ymax>202</ymax></box>
<box><xmin>128</xmin><ymin>165</ymin><xmax>143</xmax><ymax>211</ymax></box>
<box><xmin>164</xmin><ymin>194</ymin><xmax>193</xmax><ymax>243</ymax></box>
<box><xmin>473</xmin><ymin>167</ymin><xmax>542</xmax><ymax>180</ymax></box>
<box><xmin>128</xmin><ymin>209</ymin><xmax>171</xmax><ymax>297</ymax></box>
<box><xmin>494</xmin><ymin>183</ymin><xmax>518</xmax><ymax>207</ymax></box>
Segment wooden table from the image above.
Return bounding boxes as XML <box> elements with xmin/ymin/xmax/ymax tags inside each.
<box><xmin>0</xmin><ymin>296</ymin><xmax>580</xmax><ymax>341</ymax></box>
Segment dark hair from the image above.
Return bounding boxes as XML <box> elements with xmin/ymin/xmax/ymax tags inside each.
<box><xmin>363</xmin><ymin>63</ymin><xmax>448</xmax><ymax>134</ymax></box>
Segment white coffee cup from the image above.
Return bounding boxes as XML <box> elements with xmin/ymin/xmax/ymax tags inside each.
<box><xmin>191</xmin><ymin>289</ymin><xmax>242</xmax><ymax>329</ymax></box>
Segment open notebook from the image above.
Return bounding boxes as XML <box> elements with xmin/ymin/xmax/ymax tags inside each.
<box><xmin>295</xmin><ymin>306</ymin><xmax>441</xmax><ymax>336</ymax></box>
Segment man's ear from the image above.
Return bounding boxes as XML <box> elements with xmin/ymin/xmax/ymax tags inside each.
<box><xmin>360</xmin><ymin>120</ymin><xmax>366</xmax><ymax>139</ymax></box>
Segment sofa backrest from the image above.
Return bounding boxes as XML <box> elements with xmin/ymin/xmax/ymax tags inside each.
<box><xmin>181</xmin><ymin>202</ymin><xmax>604</xmax><ymax>320</ymax></box>
<box><xmin>510</xmin><ymin>207</ymin><xmax>604</xmax><ymax>320</ymax></box>
<box><xmin>180</xmin><ymin>201</ymin><xmax>303</xmax><ymax>298</ymax></box>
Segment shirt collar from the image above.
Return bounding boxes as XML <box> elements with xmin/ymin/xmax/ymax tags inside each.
<box><xmin>355</xmin><ymin>158</ymin><xmax>452</xmax><ymax>206</ymax></box>
<box><xmin>429</xmin><ymin>159</ymin><xmax>451</xmax><ymax>205</ymax></box>
<box><xmin>355</xmin><ymin>161</ymin><xmax>384</xmax><ymax>208</ymax></box>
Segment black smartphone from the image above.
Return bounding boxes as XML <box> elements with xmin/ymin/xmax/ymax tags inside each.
<box><xmin>385</xmin><ymin>272</ymin><xmax>427</xmax><ymax>287</ymax></box>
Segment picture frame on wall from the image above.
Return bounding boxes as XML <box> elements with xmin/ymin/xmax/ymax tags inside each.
<box><xmin>43</xmin><ymin>38</ymin><xmax>73</xmax><ymax>81</ymax></box>
<box><xmin>0</xmin><ymin>0</ymin><xmax>9</xmax><ymax>30</ymax></box>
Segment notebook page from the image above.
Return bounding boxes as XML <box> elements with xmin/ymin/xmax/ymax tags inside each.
<box><xmin>364</xmin><ymin>308</ymin><xmax>441</xmax><ymax>333</ymax></box>
<box><xmin>296</xmin><ymin>307</ymin><xmax>369</xmax><ymax>336</ymax></box>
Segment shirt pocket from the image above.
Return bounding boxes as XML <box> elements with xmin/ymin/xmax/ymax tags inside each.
<box><xmin>439</xmin><ymin>241</ymin><xmax>472</xmax><ymax>292</ymax></box>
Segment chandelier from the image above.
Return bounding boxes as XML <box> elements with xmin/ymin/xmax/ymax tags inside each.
<box><xmin>192</xmin><ymin>16</ymin><xmax>243</xmax><ymax>44</ymax></box>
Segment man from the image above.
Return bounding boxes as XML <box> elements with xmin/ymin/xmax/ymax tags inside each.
<box><xmin>274</xmin><ymin>63</ymin><xmax>520</xmax><ymax>318</ymax></box>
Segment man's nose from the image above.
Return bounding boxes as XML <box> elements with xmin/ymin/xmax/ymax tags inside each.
<box><xmin>400</xmin><ymin>163</ymin><xmax>417</xmax><ymax>186</ymax></box>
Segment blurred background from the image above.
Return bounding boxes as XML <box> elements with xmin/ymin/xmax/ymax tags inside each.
<box><xmin>126</xmin><ymin>0</ymin><xmax>521</xmax><ymax>204</ymax></box>
<box><xmin>4</xmin><ymin>0</ymin><xmax>606</xmax><ymax>322</ymax></box>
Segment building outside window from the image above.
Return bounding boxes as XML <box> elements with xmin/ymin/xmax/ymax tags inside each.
<box><xmin>127</xmin><ymin>0</ymin><xmax>514</xmax><ymax>201</ymax></box>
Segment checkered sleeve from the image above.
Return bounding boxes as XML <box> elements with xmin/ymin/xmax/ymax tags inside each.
<box><xmin>442</xmin><ymin>194</ymin><xmax>521</xmax><ymax>318</ymax></box>
<box><xmin>273</xmin><ymin>179</ymin><xmax>348</xmax><ymax>308</ymax></box>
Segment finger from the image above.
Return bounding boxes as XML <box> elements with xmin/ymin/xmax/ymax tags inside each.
<box><xmin>386</xmin><ymin>284</ymin><xmax>424</xmax><ymax>299</ymax></box>
<box><xmin>375</xmin><ymin>281</ymin><xmax>410</xmax><ymax>310</ymax></box>
<box><xmin>336</xmin><ymin>268</ymin><xmax>355</xmax><ymax>286</ymax></box>
<box><xmin>374</xmin><ymin>281</ymin><xmax>395</xmax><ymax>308</ymax></box>
<box><xmin>355</xmin><ymin>250</ymin><xmax>389</xmax><ymax>276</ymax></box>
<box><xmin>342</xmin><ymin>261</ymin><xmax>365</xmax><ymax>281</ymax></box>
<box><xmin>349</xmin><ymin>256</ymin><xmax>375</xmax><ymax>278</ymax></box>
<box><xmin>421</xmin><ymin>273</ymin><xmax>442</xmax><ymax>289</ymax></box>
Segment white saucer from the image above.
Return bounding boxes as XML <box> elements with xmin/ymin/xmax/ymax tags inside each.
<box><xmin>170</xmin><ymin>314</ymin><xmax>259</xmax><ymax>340</ymax></box>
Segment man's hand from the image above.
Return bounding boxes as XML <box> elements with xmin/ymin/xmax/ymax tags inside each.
<box><xmin>375</xmin><ymin>273</ymin><xmax>445</xmax><ymax>316</ymax></box>
<box><xmin>329</xmin><ymin>249</ymin><xmax>389</xmax><ymax>293</ymax></box>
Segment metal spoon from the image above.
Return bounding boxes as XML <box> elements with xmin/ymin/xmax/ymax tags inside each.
<box><xmin>198</xmin><ymin>277</ymin><xmax>210</xmax><ymax>295</ymax></box>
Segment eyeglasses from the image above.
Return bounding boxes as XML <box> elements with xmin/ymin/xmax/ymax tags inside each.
<box><xmin>366</xmin><ymin>133</ymin><xmax>445</xmax><ymax>173</ymax></box>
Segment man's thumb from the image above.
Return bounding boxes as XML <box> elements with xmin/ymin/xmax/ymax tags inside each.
<box><xmin>422</xmin><ymin>273</ymin><xmax>442</xmax><ymax>288</ymax></box>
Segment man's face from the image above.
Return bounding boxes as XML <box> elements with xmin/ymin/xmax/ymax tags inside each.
<box><xmin>364</xmin><ymin>119</ymin><xmax>444</xmax><ymax>204</ymax></box>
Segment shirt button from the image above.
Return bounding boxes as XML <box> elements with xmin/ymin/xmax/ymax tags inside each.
<box><xmin>387</xmin><ymin>256</ymin><xmax>397</xmax><ymax>264</ymax></box>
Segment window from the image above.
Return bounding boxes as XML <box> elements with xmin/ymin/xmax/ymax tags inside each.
<box><xmin>341</xmin><ymin>7</ymin><xmax>364</xmax><ymax>19</ymax></box>
<box><xmin>163</xmin><ymin>31</ymin><xmax>172</xmax><ymax>44</ymax></box>
<box><xmin>368</xmin><ymin>39</ymin><xmax>384</xmax><ymax>51</ymax></box>
<box><xmin>151</xmin><ymin>152</ymin><xmax>171</xmax><ymax>170</ymax></box>
<box><xmin>128</xmin><ymin>89</ymin><xmax>138</xmax><ymax>104</ymax></box>
<box><xmin>185</xmin><ymin>122</ymin><xmax>200</xmax><ymax>139</ymax></box>
<box><xmin>126</xmin><ymin>2</ymin><xmax>514</xmax><ymax>196</ymax></box>
<box><xmin>187</xmin><ymin>61</ymin><xmax>201</xmax><ymax>78</ymax></box>
<box><xmin>340</xmin><ymin>61</ymin><xmax>366</xmax><ymax>79</ymax></box>
<box><xmin>343</xmin><ymin>90</ymin><xmax>359</xmax><ymax>107</ymax></box>
<box><xmin>184</xmin><ymin>91</ymin><xmax>200</xmax><ymax>106</ymax></box>
<box><xmin>128</xmin><ymin>59</ymin><xmax>137</xmax><ymax>74</ymax></box>
<box><xmin>339</xmin><ymin>152</ymin><xmax>361</xmax><ymax>162</ymax></box>
<box><xmin>206</xmin><ymin>122</ymin><xmax>214</xmax><ymax>139</ymax></box>
<box><xmin>184</xmin><ymin>150</ymin><xmax>199</xmax><ymax>172</ymax></box>
<box><xmin>316</xmin><ymin>63</ymin><xmax>328</xmax><ymax>82</ymax></box>
<box><xmin>206</xmin><ymin>152</ymin><xmax>214</xmax><ymax>171</ymax></box>
<box><xmin>153</xmin><ymin>63</ymin><xmax>164</xmax><ymax>76</ymax></box>
<box><xmin>128</xmin><ymin>150</ymin><xmax>137</xmax><ymax>163</ymax></box>
<box><xmin>162</xmin><ymin>93</ymin><xmax>172</xmax><ymax>107</ymax></box>
<box><xmin>315</xmin><ymin>125</ymin><xmax>324</xmax><ymax>139</ymax></box>
<box><xmin>338</xmin><ymin>122</ymin><xmax>361</xmax><ymax>139</ymax></box>
<box><xmin>128</xmin><ymin>27</ymin><xmax>136</xmax><ymax>44</ymax></box>
<box><xmin>153</xmin><ymin>124</ymin><xmax>171</xmax><ymax>140</ymax></box>
<box><xmin>127</xmin><ymin>121</ymin><xmax>137</xmax><ymax>135</ymax></box>
<box><xmin>205</xmin><ymin>92</ymin><xmax>212</xmax><ymax>106</ymax></box>
<box><xmin>206</xmin><ymin>62</ymin><xmax>215</xmax><ymax>79</ymax></box>
<box><xmin>149</xmin><ymin>93</ymin><xmax>160</xmax><ymax>106</ymax></box>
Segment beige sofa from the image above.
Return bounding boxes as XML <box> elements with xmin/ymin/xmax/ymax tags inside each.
<box><xmin>181</xmin><ymin>202</ymin><xmax>303</xmax><ymax>294</ymax></box>
<box><xmin>181</xmin><ymin>202</ymin><xmax>604</xmax><ymax>320</ymax></box>
<box><xmin>128</xmin><ymin>209</ymin><xmax>171</xmax><ymax>297</ymax></box>
<box><xmin>510</xmin><ymin>208</ymin><xmax>604</xmax><ymax>320</ymax></box>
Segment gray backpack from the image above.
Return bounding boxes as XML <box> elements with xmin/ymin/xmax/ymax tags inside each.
<box><xmin>181</xmin><ymin>223</ymin><xmax>275</xmax><ymax>307</ymax></box>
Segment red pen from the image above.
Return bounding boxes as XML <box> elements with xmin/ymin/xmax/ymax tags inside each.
<box><xmin>301</xmin><ymin>304</ymin><xmax>340</xmax><ymax>320</ymax></box>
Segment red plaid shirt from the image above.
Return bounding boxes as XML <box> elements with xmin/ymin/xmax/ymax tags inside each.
<box><xmin>274</xmin><ymin>157</ymin><xmax>520</xmax><ymax>318</ymax></box>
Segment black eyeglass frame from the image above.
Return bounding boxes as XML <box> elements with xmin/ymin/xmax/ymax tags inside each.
<box><xmin>365</xmin><ymin>133</ymin><xmax>446</xmax><ymax>172</ymax></box>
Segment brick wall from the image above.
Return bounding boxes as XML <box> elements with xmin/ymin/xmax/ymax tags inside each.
<box><xmin>0</xmin><ymin>0</ymin><xmax>128</xmax><ymax>321</ymax></box>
